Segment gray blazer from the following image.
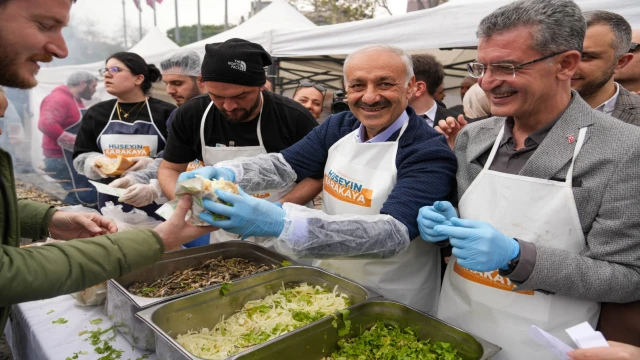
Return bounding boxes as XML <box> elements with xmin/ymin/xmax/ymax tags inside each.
<box><xmin>612</xmin><ymin>85</ymin><xmax>640</xmax><ymax>126</ymax></box>
<box><xmin>454</xmin><ymin>93</ymin><xmax>640</xmax><ymax>303</ymax></box>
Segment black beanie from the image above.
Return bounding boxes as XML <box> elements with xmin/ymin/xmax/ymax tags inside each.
<box><xmin>201</xmin><ymin>38</ymin><xmax>272</xmax><ymax>86</ymax></box>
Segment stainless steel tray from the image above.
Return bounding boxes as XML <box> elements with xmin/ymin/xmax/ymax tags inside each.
<box><xmin>107</xmin><ymin>241</ymin><xmax>295</xmax><ymax>351</ymax></box>
<box><xmin>136</xmin><ymin>265</ymin><xmax>381</xmax><ymax>360</ymax></box>
<box><xmin>235</xmin><ymin>299</ymin><xmax>501</xmax><ymax>360</ymax></box>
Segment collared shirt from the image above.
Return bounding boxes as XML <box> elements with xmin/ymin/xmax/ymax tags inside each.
<box><xmin>422</xmin><ymin>101</ymin><xmax>438</xmax><ymax>127</ymax></box>
<box><xmin>355</xmin><ymin>110</ymin><xmax>409</xmax><ymax>143</ymax></box>
<box><xmin>594</xmin><ymin>82</ymin><xmax>620</xmax><ymax>116</ymax></box>
<box><xmin>477</xmin><ymin>97</ymin><xmax>573</xmax><ymax>174</ymax></box>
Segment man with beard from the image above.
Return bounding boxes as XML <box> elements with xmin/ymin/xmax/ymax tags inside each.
<box><xmin>38</xmin><ymin>71</ymin><xmax>97</xmax><ymax>205</ymax></box>
<box><xmin>158</xmin><ymin>38</ymin><xmax>320</xmax><ymax>245</ymax></box>
<box><xmin>161</xmin><ymin>51</ymin><xmax>205</xmax><ymax>108</ymax></box>
<box><xmin>615</xmin><ymin>29</ymin><xmax>640</xmax><ymax>93</ymax></box>
<box><xmin>572</xmin><ymin>11</ymin><xmax>640</xmax><ymax>125</ymax></box>
<box><xmin>180</xmin><ymin>45</ymin><xmax>457</xmax><ymax>314</ymax></box>
<box><xmin>0</xmin><ymin>0</ymin><xmax>216</xmax><ymax>336</ymax></box>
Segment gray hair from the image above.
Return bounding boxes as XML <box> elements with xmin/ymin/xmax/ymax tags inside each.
<box><xmin>477</xmin><ymin>0</ymin><xmax>586</xmax><ymax>56</ymax></box>
<box><xmin>67</xmin><ymin>71</ymin><xmax>97</xmax><ymax>87</ymax></box>
<box><xmin>584</xmin><ymin>10</ymin><xmax>632</xmax><ymax>60</ymax></box>
<box><xmin>343</xmin><ymin>45</ymin><xmax>414</xmax><ymax>87</ymax></box>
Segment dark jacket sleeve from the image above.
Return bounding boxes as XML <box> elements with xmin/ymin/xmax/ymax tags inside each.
<box><xmin>0</xmin><ymin>228</ymin><xmax>164</xmax><ymax>306</ymax></box>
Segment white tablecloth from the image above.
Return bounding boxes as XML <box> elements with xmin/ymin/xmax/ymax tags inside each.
<box><xmin>4</xmin><ymin>294</ymin><xmax>157</xmax><ymax>360</ymax></box>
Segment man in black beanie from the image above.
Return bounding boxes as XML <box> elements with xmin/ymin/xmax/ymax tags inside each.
<box><xmin>158</xmin><ymin>38</ymin><xmax>320</xmax><ymax>243</ymax></box>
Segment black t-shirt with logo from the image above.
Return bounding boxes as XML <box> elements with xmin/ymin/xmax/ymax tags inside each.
<box><xmin>162</xmin><ymin>91</ymin><xmax>318</xmax><ymax>164</ymax></box>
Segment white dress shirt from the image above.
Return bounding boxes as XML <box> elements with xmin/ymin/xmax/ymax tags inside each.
<box><xmin>594</xmin><ymin>82</ymin><xmax>620</xmax><ymax>116</ymax></box>
<box><xmin>421</xmin><ymin>101</ymin><xmax>438</xmax><ymax>127</ymax></box>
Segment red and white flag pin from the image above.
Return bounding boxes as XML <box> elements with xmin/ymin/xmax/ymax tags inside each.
<box><xmin>568</xmin><ymin>134</ymin><xmax>575</xmax><ymax>144</ymax></box>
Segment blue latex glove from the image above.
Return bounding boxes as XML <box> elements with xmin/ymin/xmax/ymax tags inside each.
<box><xmin>273</xmin><ymin>201</ymin><xmax>283</xmax><ymax>208</ymax></box>
<box><xmin>200</xmin><ymin>188</ymin><xmax>286</xmax><ymax>239</ymax></box>
<box><xmin>434</xmin><ymin>217</ymin><xmax>520</xmax><ymax>272</ymax></box>
<box><xmin>178</xmin><ymin>166</ymin><xmax>235</xmax><ymax>182</ymax></box>
<box><xmin>417</xmin><ymin>201</ymin><xmax>457</xmax><ymax>242</ymax></box>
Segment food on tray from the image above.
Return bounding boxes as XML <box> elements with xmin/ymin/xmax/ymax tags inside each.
<box><xmin>196</xmin><ymin>175</ymin><xmax>239</xmax><ymax>220</ymax></box>
<box><xmin>127</xmin><ymin>257</ymin><xmax>276</xmax><ymax>298</ymax></box>
<box><xmin>323</xmin><ymin>321</ymin><xmax>462</xmax><ymax>360</ymax></box>
<box><xmin>177</xmin><ymin>283</ymin><xmax>350</xmax><ymax>360</ymax></box>
<box><xmin>95</xmin><ymin>155</ymin><xmax>135</xmax><ymax>176</ymax></box>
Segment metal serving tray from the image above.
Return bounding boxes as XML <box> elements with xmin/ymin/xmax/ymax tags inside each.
<box><xmin>136</xmin><ymin>266</ymin><xmax>381</xmax><ymax>360</ymax></box>
<box><xmin>107</xmin><ymin>241</ymin><xmax>294</xmax><ymax>351</ymax></box>
<box><xmin>235</xmin><ymin>299</ymin><xmax>501</xmax><ymax>360</ymax></box>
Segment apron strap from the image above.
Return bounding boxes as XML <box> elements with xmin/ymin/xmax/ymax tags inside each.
<box><xmin>483</xmin><ymin>125</ymin><xmax>505</xmax><ymax>170</ymax></box>
<box><xmin>145</xmin><ymin>99</ymin><xmax>166</xmax><ymax>144</ymax></box>
<box><xmin>97</xmin><ymin>102</ymin><xmax>119</xmax><ymax>149</ymax></box>
<box><xmin>256</xmin><ymin>93</ymin><xmax>265</xmax><ymax>148</ymax></box>
<box><xmin>200</xmin><ymin>101</ymin><xmax>215</xmax><ymax>164</ymax></box>
<box><xmin>565</xmin><ymin>127</ymin><xmax>588</xmax><ymax>187</ymax></box>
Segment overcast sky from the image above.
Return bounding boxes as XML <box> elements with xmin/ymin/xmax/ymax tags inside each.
<box><xmin>70</xmin><ymin>0</ymin><xmax>409</xmax><ymax>41</ymax></box>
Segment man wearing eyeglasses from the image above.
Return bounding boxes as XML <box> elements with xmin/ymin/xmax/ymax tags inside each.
<box><xmin>418</xmin><ymin>0</ymin><xmax>640</xmax><ymax>359</ymax></box>
<box><xmin>571</xmin><ymin>11</ymin><xmax>640</xmax><ymax>126</ymax></box>
<box><xmin>615</xmin><ymin>31</ymin><xmax>640</xmax><ymax>93</ymax></box>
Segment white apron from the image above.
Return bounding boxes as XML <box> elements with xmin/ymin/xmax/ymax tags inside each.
<box><xmin>438</xmin><ymin>126</ymin><xmax>599</xmax><ymax>359</ymax></box>
<box><xmin>199</xmin><ymin>96</ymin><xmax>296</xmax><ymax>247</ymax></box>
<box><xmin>98</xmin><ymin>100</ymin><xmax>165</xmax><ymax>158</ymax></box>
<box><xmin>314</xmin><ymin>121</ymin><xmax>441</xmax><ymax>314</ymax></box>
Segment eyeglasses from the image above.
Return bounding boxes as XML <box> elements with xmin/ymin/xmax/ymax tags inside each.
<box><xmin>98</xmin><ymin>66</ymin><xmax>130</xmax><ymax>76</ymax></box>
<box><xmin>296</xmin><ymin>81</ymin><xmax>327</xmax><ymax>100</ymax></box>
<box><xmin>629</xmin><ymin>42</ymin><xmax>639</xmax><ymax>53</ymax></box>
<box><xmin>467</xmin><ymin>51</ymin><xmax>567</xmax><ymax>80</ymax></box>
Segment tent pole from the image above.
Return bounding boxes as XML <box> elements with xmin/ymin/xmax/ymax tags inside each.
<box><xmin>139</xmin><ymin>6</ymin><xmax>142</xmax><ymax>41</ymax></box>
<box><xmin>174</xmin><ymin>0</ymin><xmax>180</xmax><ymax>43</ymax></box>
<box><xmin>197</xmin><ymin>0</ymin><xmax>202</xmax><ymax>40</ymax></box>
<box><xmin>122</xmin><ymin>0</ymin><xmax>128</xmax><ymax>48</ymax></box>
<box><xmin>224</xmin><ymin>0</ymin><xmax>229</xmax><ymax>30</ymax></box>
<box><xmin>153</xmin><ymin>0</ymin><xmax>157</xmax><ymax>26</ymax></box>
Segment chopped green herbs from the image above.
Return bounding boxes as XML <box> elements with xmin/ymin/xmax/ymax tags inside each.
<box><xmin>219</xmin><ymin>282</ymin><xmax>232</xmax><ymax>296</ymax></box>
<box><xmin>52</xmin><ymin>318</ymin><xmax>68</xmax><ymax>324</ymax></box>
<box><xmin>46</xmin><ymin>309</ymin><xmax>55</xmax><ymax>315</ymax></box>
<box><xmin>90</xmin><ymin>318</ymin><xmax>104</xmax><ymax>325</ymax></box>
<box><xmin>326</xmin><ymin>321</ymin><xmax>462</xmax><ymax>360</ymax></box>
<box><xmin>65</xmin><ymin>351</ymin><xmax>88</xmax><ymax>360</ymax></box>
<box><xmin>281</xmin><ymin>260</ymin><xmax>292</xmax><ymax>267</ymax></box>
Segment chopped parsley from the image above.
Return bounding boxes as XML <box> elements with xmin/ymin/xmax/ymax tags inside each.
<box><xmin>52</xmin><ymin>318</ymin><xmax>68</xmax><ymax>324</ymax></box>
<box><xmin>281</xmin><ymin>260</ymin><xmax>292</xmax><ymax>267</ymax></box>
<box><xmin>219</xmin><ymin>282</ymin><xmax>232</xmax><ymax>296</ymax></box>
<box><xmin>90</xmin><ymin>318</ymin><xmax>104</xmax><ymax>325</ymax></box>
<box><xmin>46</xmin><ymin>309</ymin><xmax>55</xmax><ymax>315</ymax></box>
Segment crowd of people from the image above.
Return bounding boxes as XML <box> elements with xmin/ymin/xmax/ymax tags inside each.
<box><xmin>1</xmin><ymin>0</ymin><xmax>639</xmax><ymax>359</ymax></box>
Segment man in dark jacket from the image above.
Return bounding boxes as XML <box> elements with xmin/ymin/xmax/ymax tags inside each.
<box><xmin>38</xmin><ymin>71</ymin><xmax>97</xmax><ymax>204</ymax></box>
<box><xmin>0</xmin><ymin>0</ymin><xmax>215</xmax><ymax>331</ymax></box>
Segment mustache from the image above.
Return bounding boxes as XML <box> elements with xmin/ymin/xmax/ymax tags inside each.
<box><xmin>354</xmin><ymin>99</ymin><xmax>392</xmax><ymax>108</ymax></box>
<box><xmin>490</xmin><ymin>85</ymin><xmax>518</xmax><ymax>96</ymax></box>
<box><xmin>29</xmin><ymin>54</ymin><xmax>54</xmax><ymax>63</ymax></box>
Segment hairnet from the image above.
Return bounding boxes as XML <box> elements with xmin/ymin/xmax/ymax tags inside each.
<box><xmin>160</xmin><ymin>51</ymin><xmax>202</xmax><ymax>77</ymax></box>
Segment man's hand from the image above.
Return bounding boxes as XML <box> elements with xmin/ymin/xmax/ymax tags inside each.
<box><xmin>200</xmin><ymin>188</ymin><xmax>285</xmax><ymax>239</ymax></box>
<box><xmin>153</xmin><ymin>195</ymin><xmax>217</xmax><ymax>250</ymax></box>
<box><xmin>122</xmin><ymin>157</ymin><xmax>155</xmax><ymax>175</ymax></box>
<box><xmin>569</xmin><ymin>341</ymin><xmax>640</xmax><ymax>360</ymax></box>
<box><xmin>56</xmin><ymin>131</ymin><xmax>76</xmax><ymax>151</ymax></box>
<box><xmin>433</xmin><ymin>217</ymin><xmax>520</xmax><ymax>272</ymax></box>
<box><xmin>178</xmin><ymin>166</ymin><xmax>235</xmax><ymax>182</ymax></box>
<box><xmin>418</xmin><ymin>201</ymin><xmax>457</xmax><ymax>242</ymax></box>
<box><xmin>49</xmin><ymin>212</ymin><xmax>118</xmax><ymax>240</ymax></box>
<box><xmin>435</xmin><ymin>114</ymin><xmax>468</xmax><ymax>150</ymax></box>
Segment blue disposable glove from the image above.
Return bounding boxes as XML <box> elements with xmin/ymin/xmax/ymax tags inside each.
<box><xmin>417</xmin><ymin>201</ymin><xmax>458</xmax><ymax>242</ymax></box>
<box><xmin>200</xmin><ymin>188</ymin><xmax>285</xmax><ymax>239</ymax></box>
<box><xmin>177</xmin><ymin>166</ymin><xmax>235</xmax><ymax>182</ymax></box>
<box><xmin>434</xmin><ymin>217</ymin><xmax>520</xmax><ymax>272</ymax></box>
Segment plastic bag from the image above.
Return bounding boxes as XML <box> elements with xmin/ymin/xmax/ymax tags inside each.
<box><xmin>100</xmin><ymin>201</ymin><xmax>162</xmax><ymax>232</ymax></box>
<box><xmin>155</xmin><ymin>177</ymin><xmax>226</xmax><ymax>226</ymax></box>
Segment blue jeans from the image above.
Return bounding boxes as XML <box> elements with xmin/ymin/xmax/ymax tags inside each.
<box><xmin>44</xmin><ymin>157</ymin><xmax>96</xmax><ymax>206</ymax></box>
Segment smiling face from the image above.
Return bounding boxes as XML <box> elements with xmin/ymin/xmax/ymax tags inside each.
<box><xmin>477</xmin><ymin>26</ymin><xmax>578</xmax><ymax>121</ymax></box>
<box><xmin>0</xmin><ymin>0</ymin><xmax>71</xmax><ymax>89</ymax></box>
<box><xmin>103</xmin><ymin>58</ymin><xmax>144</xmax><ymax>98</ymax></box>
<box><xmin>206</xmin><ymin>81</ymin><xmax>263</xmax><ymax>123</ymax></box>
<box><xmin>572</xmin><ymin>24</ymin><xmax>617</xmax><ymax>101</ymax></box>
<box><xmin>345</xmin><ymin>49</ymin><xmax>414</xmax><ymax>136</ymax></box>
<box><xmin>293</xmin><ymin>86</ymin><xmax>324</xmax><ymax>119</ymax></box>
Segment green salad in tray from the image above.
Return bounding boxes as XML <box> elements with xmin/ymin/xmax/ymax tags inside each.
<box><xmin>324</xmin><ymin>321</ymin><xmax>462</xmax><ymax>360</ymax></box>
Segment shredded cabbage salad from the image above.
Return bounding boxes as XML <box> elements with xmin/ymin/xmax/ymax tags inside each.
<box><xmin>177</xmin><ymin>283</ymin><xmax>350</xmax><ymax>359</ymax></box>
